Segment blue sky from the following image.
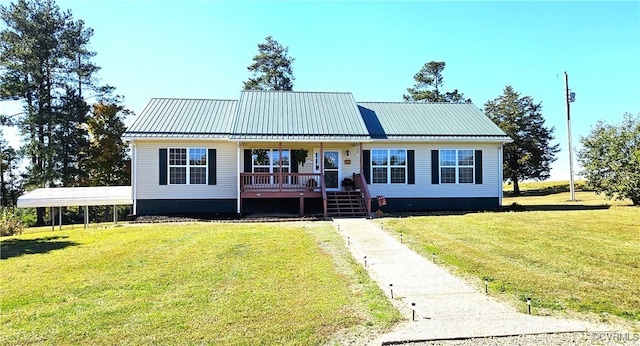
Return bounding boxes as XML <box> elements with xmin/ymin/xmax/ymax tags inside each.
<box><xmin>1</xmin><ymin>0</ymin><xmax>639</xmax><ymax>181</ymax></box>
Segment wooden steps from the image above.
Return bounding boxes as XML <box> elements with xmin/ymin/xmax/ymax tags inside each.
<box><xmin>326</xmin><ymin>191</ymin><xmax>367</xmax><ymax>217</ymax></box>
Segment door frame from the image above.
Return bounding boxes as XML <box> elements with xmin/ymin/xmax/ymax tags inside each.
<box><xmin>313</xmin><ymin>148</ymin><xmax>341</xmax><ymax>191</ymax></box>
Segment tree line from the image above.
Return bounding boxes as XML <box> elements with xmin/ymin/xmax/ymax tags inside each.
<box><xmin>1</xmin><ymin>0</ymin><xmax>130</xmax><ymax>224</ymax></box>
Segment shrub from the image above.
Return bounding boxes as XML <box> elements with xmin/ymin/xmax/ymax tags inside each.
<box><xmin>1</xmin><ymin>208</ymin><xmax>24</xmax><ymax>236</ymax></box>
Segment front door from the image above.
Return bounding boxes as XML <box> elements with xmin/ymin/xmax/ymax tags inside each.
<box><xmin>314</xmin><ymin>149</ymin><xmax>340</xmax><ymax>190</ymax></box>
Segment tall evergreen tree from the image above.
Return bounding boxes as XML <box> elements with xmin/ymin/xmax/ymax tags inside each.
<box><xmin>484</xmin><ymin>86</ymin><xmax>560</xmax><ymax>195</ymax></box>
<box><xmin>404</xmin><ymin>61</ymin><xmax>470</xmax><ymax>103</ymax></box>
<box><xmin>243</xmin><ymin>36</ymin><xmax>295</xmax><ymax>91</ymax></box>
<box><xmin>1</xmin><ymin>0</ymin><xmax>101</xmax><ymax>223</ymax></box>
<box><xmin>53</xmin><ymin>86</ymin><xmax>90</xmax><ymax>186</ymax></box>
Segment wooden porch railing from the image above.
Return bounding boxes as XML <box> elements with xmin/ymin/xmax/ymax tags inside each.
<box><xmin>240</xmin><ymin>173</ymin><xmax>323</xmax><ymax>192</ymax></box>
<box><xmin>353</xmin><ymin>173</ymin><xmax>372</xmax><ymax>216</ymax></box>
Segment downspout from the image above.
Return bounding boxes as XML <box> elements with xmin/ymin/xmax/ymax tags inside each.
<box><xmin>236</xmin><ymin>142</ymin><xmax>241</xmax><ymax>214</ymax></box>
<box><xmin>132</xmin><ymin>141</ymin><xmax>138</xmax><ymax>215</ymax></box>
<box><xmin>498</xmin><ymin>143</ymin><xmax>504</xmax><ymax>207</ymax></box>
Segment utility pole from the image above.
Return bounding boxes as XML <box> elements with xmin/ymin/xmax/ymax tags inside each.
<box><xmin>564</xmin><ymin>72</ymin><xmax>576</xmax><ymax>201</ymax></box>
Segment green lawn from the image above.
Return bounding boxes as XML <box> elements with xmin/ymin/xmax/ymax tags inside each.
<box><xmin>376</xmin><ymin>190</ymin><xmax>639</xmax><ymax>327</ymax></box>
<box><xmin>1</xmin><ymin>222</ymin><xmax>401</xmax><ymax>345</ymax></box>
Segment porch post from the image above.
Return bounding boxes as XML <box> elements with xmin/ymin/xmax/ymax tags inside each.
<box><xmin>299</xmin><ymin>196</ymin><xmax>304</xmax><ymax>216</ymax></box>
<box><xmin>278</xmin><ymin>141</ymin><xmax>283</xmax><ymax>192</ymax></box>
<box><xmin>320</xmin><ymin>142</ymin><xmax>327</xmax><ymax>218</ymax></box>
<box><xmin>320</xmin><ymin>142</ymin><xmax>324</xmax><ymax>177</ymax></box>
<box><xmin>359</xmin><ymin>142</ymin><xmax>363</xmax><ymax>174</ymax></box>
<box><xmin>236</xmin><ymin>142</ymin><xmax>241</xmax><ymax>214</ymax></box>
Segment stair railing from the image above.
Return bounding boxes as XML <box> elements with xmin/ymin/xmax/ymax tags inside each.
<box><xmin>353</xmin><ymin>173</ymin><xmax>372</xmax><ymax>216</ymax></box>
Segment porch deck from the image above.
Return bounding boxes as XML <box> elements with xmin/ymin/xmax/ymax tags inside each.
<box><xmin>239</xmin><ymin>173</ymin><xmax>371</xmax><ymax>217</ymax></box>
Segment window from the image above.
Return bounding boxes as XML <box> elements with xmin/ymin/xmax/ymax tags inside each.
<box><xmin>371</xmin><ymin>149</ymin><xmax>406</xmax><ymax>184</ymax></box>
<box><xmin>252</xmin><ymin>148</ymin><xmax>290</xmax><ymax>184</ymax></box>
<box><xmin>440</xmin><ymin>149</ymin><xmax>474</xmax><ymax>184</ymax></box>
<box><xmin>169</xmin><ymin>148</ymin><xmax>207</xmax><ymax>185</ymax></box>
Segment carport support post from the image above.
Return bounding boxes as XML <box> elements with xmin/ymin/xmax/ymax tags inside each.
<box><xmin>84</xmin><ymin>206</ymin><xmax>89</xmax><ymax>229</ymax></box>
<box><xmin>51</xmin><ymin>207</ymin><xmax>54</xmax><ymax>231</ymax></box>
<box><xmin>113</xmin><ymin>205</ymin><xmax>117</xmax><ymax>225</ymax></box>
<box><xmin>59</xmin><ymin>206</ymin><xmax>62</xmax><ymax>230</ymax></box>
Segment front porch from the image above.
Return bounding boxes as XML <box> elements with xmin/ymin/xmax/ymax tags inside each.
<box><xmin>239</xmin><ymin>172</ymin><xmax>371</xmax><ymax>217</ymax></box>
<box><xmin>238</xmin><ymin>142</ymin><xmax>372</xmax><ymax>217</ymax></box>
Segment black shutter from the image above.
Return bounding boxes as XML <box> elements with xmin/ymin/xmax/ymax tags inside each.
<box><xmin>244</xmin><ymin>149</ymin><xmax>252</xmax><ymax>173</ymax></box>
<box><xmin>208</xmin><ymin>149</ymin><xmax>216</xmax><ymax>185</ymax></box>
<box><xmin>291</xmin><ymin>150</ymin><xmax>298</xmax><ymax>173</ymax></box>
<box><xmin>159</xmin><ymin>148</ymin><xmax>167</xmax><ymax>185</ymax></box>
<box><xmin>431</xmin><ymin>150</ymin><xmax>439</xmax><ymax>184</ymax></box>
<box><xmin>475</xmin><ymin>150</ymin><xmax>483</xmax><ymax>184</ymax></box>
<box><xmin>363</xmin><ymin>150</ymin><xmax>370</xmax><ymax>184</ymax></box>
<box><xmin>407</xmin><ymin>150</ymin><xmax>415</xmax><ymax>184</ymax></box>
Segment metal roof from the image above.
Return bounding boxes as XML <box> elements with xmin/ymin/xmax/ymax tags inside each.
<box><xmin>124</xmin><ymin>98</ymin><xmax>237</xmax><ymax>139</ymax></box>
<box><xmin>357</xmin><ymin>102</ymin><xmax>512</xmax><ymax>141</ymax></box>
<box><xmin>123</xmin><ymin>94</ymin><xmax>510</xmax><ymax>143</ymax></box>
<box><xmin>231</xmin><ymin>91</ymin><xmax>370</xmax><ymax>140</ymax></box>
<box><xmin>17</xmin><ymin>186</ymin><xmax>132</xmax><ymax>208</ymax></box>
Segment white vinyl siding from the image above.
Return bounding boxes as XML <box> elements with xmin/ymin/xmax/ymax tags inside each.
<box><xmin>135</xmin><ymin>140</ymin><xmax>237</xmax><ymax>200</ymax></box>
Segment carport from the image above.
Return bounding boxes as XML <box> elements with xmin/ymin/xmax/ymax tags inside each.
<box><xmin>17</xmin><ymin>186</ymin><xmax>133</xmax><ymax>230</ymax></box>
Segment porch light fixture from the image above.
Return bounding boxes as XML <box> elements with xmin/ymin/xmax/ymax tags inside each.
<box><xmin>346</xmin><ymin>150</ymin><xmax>350</xmax><ymax>157</ymax></box>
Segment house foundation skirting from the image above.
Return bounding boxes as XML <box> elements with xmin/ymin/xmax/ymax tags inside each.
<box><xmin>242</xmin><ymin>197</ymin><xmax>324</xmax><ymax>215</ymax></box>
<box><xmin>370</xmin><ymin>197</ymin><xmax>500</xmax><ymax>212</ymax></box>
<box><xmin>136</xmin><ymin>199</ymin><xmax>237</xmax><ymax>216</ymax></box>
<box><xmin>136</xmin><ymin>197</ymin><xmax>499</xmax><ymax>216</ymax></box>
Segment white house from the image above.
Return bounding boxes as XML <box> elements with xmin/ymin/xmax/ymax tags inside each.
<box><xmin>123</xmin><ymin>91</ymin><xmax>512</xmax><ymax>217</ymax></box>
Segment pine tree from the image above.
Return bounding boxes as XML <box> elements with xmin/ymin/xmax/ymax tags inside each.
<box><xmin>404</xmin><ymin>61</ymin><xmax>470</xmax><ymax>103</ymax></box>
<box><xmin>243</xmin><ymin>36</ymin><xmax>295</xmax><ymax>91</ymax></box>
<box><xmin>1</xmin><ymin>0</ymin><xmax>101</xmax><ymax>223</ymax></box>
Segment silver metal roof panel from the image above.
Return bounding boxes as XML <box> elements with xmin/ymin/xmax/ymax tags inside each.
<box><xmin>232</xmin><ymin>91</ymin><xmax>370</xmax><ymax>140</ymax></box>
<box><xmin>124</xmin><ymin>98</ymin><xmax>237</xmax><ymax>139</ymax></box>
<box><xmin>356</xmin><ymin>102</ymin><xmax>511</xmax><ymax>141</ymax></box>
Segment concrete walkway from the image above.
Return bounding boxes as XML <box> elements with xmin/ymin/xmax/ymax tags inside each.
<box><xmin>333</xmin><ymin>218</ymin><xmax>605</xmax><ymax>345</ymax></box>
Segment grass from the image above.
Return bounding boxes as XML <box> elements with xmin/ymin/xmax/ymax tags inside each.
<box><xmin>1</xmin><ymin>222</ymin><xmax>401</xmax><ymax>345</ymax></box>
<box><xmin>376</xmin><ymin>188</ymin><xmax>639</xmax><ymax>328</ymax></box>
<box><xmin>503</xmin><ymin>180</ymin><xmax>588</xmax><ymax>196</ymax></box>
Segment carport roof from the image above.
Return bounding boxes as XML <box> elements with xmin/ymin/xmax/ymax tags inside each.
<box><xmin>17</xmin><ymin>186</ymin><xmax>133</xmax><ymax>208</ymax></box>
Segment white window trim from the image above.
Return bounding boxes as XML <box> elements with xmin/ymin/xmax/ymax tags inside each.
<box><xmin>440</xmin><ymin>149</ymin><xmax>474</xmax><ymax>184</ymax></box>
<box><xmin>168</xmin><ymin>147</ymin><xmax>208</xmax><ymax>185</ymax></box>
<box><xmin>370</xmin><ymin>148</ymin><xmax>408</xmax><ymax>184</ymax></box>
